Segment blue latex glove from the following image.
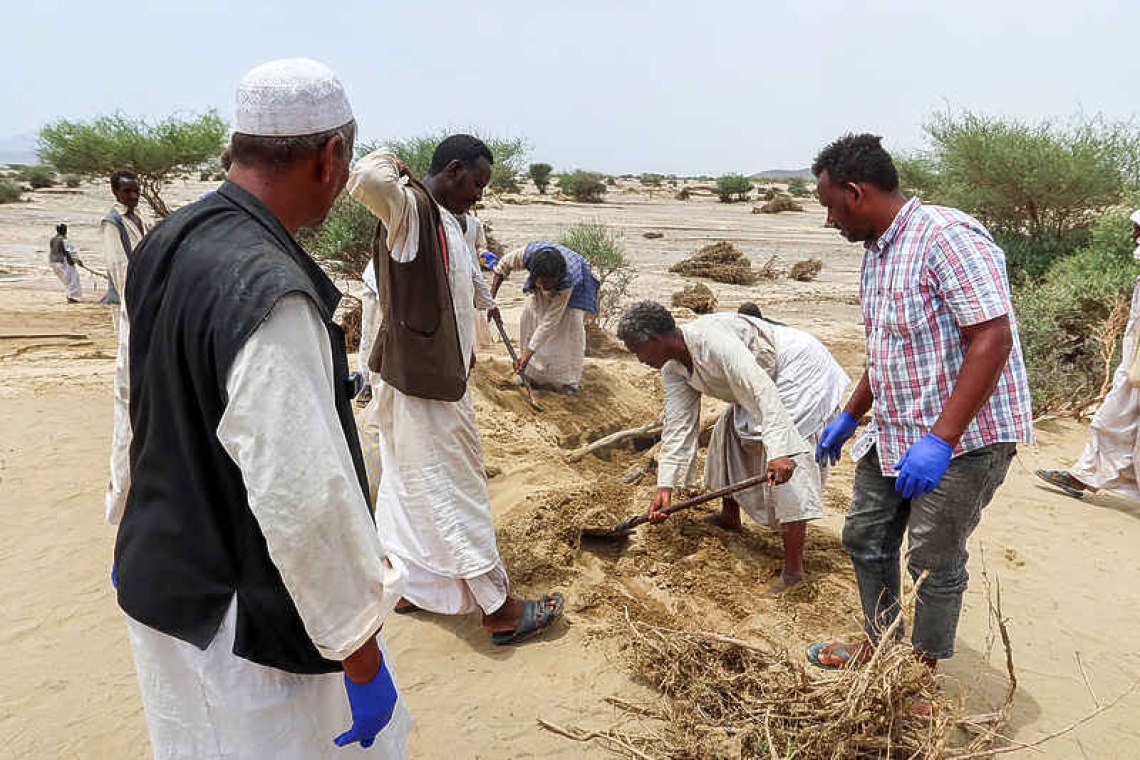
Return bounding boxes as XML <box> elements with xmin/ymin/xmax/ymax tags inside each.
<box><xmin>893</xmin><ymin>432</ymin><xmax>953</xmax><ymax>499</ymax></box>
<box><xmin>815</xmin><ymin>411</ymin><xmax>859</xmax><ymax>466</ymax></box>
<box><xmin>334</xmin><ymin>657</ymin><xmax>398</xmax><ymax>749</ymax></box>
<box><xmin>111</xmin><ymin>562</ymin><xmax>117</xmax><ymax>589</ymax></box>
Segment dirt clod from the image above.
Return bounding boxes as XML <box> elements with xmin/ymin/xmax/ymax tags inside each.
<box><xmin>671</xmin><ymin>282</ymin><xmax>718</xmax><ymax>313</ymax></box>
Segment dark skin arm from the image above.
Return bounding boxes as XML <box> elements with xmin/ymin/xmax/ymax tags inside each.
<box><xmin>843</xmin><ymin>370</ymin><xmax>873</xmax><ymax>419</ymax></box>
<box><xmin>342</xmin><ymin>636</ymin><xmax>381</xmax><ymax>684</ymax></box>
<box><xmin>930</xmin><ymin>315</ymin><xmax>1013</xmax><ymax>446</ymax></box>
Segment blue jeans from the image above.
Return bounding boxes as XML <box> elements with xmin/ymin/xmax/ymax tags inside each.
<box><xmin>842</xmin><ymin>443</ymin><xmax>1015</xmax><ymax>659</ymax></box>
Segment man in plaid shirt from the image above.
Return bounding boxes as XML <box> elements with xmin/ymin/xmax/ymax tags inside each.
<box><xmin>805</xmin><ymin>134</ymin><xmax>1033</xmax><ymax>673</ymax></box>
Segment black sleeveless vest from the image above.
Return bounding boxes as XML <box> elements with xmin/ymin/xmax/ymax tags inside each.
<box><xmin>117</xmin><ymin>181</ymin><xmax>371</xmax><ymax>674</ymax></box>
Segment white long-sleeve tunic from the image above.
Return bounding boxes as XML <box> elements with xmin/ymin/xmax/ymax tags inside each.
<box><xmin>658</xmin><ymin>314</ymin><xmax>814</xmax><ymax>488</ymax></box>
<box><xmin>107</xmin><ymin>293</ymin><xmax>404</xmax><ymax>661</ymax></box>
<box><xmin>348</xmin><ymin>149</ymin><xmax>505</xmax><ymax>589</ymax></box>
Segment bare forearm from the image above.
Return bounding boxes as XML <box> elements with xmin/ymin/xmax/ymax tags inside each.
<box><xmin>843</xmin><ymin>371</ymin><xmax>873</xmax><ymax>418</ymax></box>
<box><xmin>342</xmin><ymin>636</ymin><xmax>381</xmax><ymax>684</ymax></box>
<box><xmin>932</xmin><ymin>317</ymin><xmax>1012</xmax><ymax>446</ymax></box>
<box><xmin>490</xmin><ymin>272</ymin><xmax>505</xmax><ymax>299</ymax></box>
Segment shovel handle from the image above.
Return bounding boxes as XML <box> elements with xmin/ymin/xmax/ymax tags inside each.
<box><xmin>613</xmin><ymin>473</ymin><xmax>772</xmax><ymax>532</ymax></box>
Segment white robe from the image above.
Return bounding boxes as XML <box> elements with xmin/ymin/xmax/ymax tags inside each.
<box><xmin>699</xmin><ymin>318</ymin><xmax>849</xmax><ymax>524</ymax></box>
<box><xmin>660</xmin><ymin>315</ymin><xmax>846</xmax><ymax>524</ymax></box>
<box><xmin>51</xmin><ymin>240</ymin><xmax>83</xmax><ymax>299</ymax></box>
<box><xmin>359</xmin><ymin>260</ymin><xmax>380</xmax><ymax>385</ymax></box>
<box><xmin>494</xmin><ymin>248</ymin><xmax>585</xmax><ymax>388</ymax></box>
<box><xmin>1070</xmin><ymin>275</ymin><xmax>1140</xmax><ymax>499</ymax></box>
<box><xmin>348</xmin><ymin>149</ymin><xmax>508</xmax><ymax>616</ymax></box>
<box><xmin>107</xmin><ymin>293</ymin><xmax>412</xmax><ymax>758</ymax></box>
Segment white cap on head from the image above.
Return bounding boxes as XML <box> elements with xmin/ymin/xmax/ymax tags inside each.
<box><xmin>1131</xmin><ymin>208</ymin><xmax>1140</xmax><ymax>226</ymax></box>
<box><xmin>235</xmin><ymin>58</ymin><xmax>353</xmax><ymax>137</ymax></box>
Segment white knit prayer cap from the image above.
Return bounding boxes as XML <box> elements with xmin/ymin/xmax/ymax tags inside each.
<box><xmin>235</xmin><ymin>58</ymin><xmax>353</xmax><ymax>137</ymax></box>
<box><xmin>1131</xmin><ymin>208</ymin><xmax>1140</xmax><ymax>226</ymax></box>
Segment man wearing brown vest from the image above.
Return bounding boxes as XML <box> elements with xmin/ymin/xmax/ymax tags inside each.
<box><xmin>349</xmin><ymin>135</ymin><xmax>564</xmax><ymax>646</ymax></box>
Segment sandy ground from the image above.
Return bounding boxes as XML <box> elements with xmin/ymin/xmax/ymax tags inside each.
<box><xmin>2</xmin><ymin>180</ymin><xmax>1139</xmax><ymax>758</ymax></box>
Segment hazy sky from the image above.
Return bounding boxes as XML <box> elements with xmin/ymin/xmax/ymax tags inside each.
<box><xmin>4</xmin><ymin>1</ymin><xmax>1138</xmax><ymax>174</ymax></box>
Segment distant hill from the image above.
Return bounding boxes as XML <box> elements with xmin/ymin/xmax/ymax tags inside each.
<box><xmin>0</xmin><ymin>131</ymin><xmax>39</xmax><ymax>166</ymax></box>
<box><xmin>751</xmin><ymin>168</ymin><xmax>812</xmax><ymax>180</ymax></box>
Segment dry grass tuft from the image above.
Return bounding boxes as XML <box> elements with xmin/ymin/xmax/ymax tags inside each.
<box><xmin>789</xmin><ymin>258</ymin><xmax>824</xmax><ymax>282</ymax></box>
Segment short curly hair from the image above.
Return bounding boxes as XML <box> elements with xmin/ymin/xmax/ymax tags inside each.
<box><xmin>528</xmin><ymin>247</ymin><xmax>567</xmax><ymax>282</ymax></box>
<box><xmin>616</xmin><ymin>300</ymin><xmax>676</xmax><ymax>345</ymax></box>
<box><xmin>811</xmin><ymin>133</ymin><xmax>898</xmax><ymax>192</ymax></box>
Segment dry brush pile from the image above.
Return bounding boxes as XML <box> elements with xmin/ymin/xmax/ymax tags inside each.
<box><xmin>670</xmin><ymin>241</ymin><xmax>779</xmax><ymax>285</ymax></box>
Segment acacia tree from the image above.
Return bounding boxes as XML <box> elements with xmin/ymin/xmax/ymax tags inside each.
<box><xmin>38</xmin><ymin>111</ymin><xmax>227</xmax><ymax>217</ymax></box>
<box><xmin>363</xmin><ymin>130</ymin><xmax>529</xmax><ymax>193</ymax></box>
<box><xmin>528</xmin><ymin>162</ymin><xmax>553</xmax><ymax>193</ymax></box>
<box><xmin>304</xmin><ymin>129</ymin><xmax>529</xmax><ymax>276</ymax></box>
<box><xmin>715</xmin><ymin>174</ymin><xmax>752</xmax><ymax>203</ymax></box>
<box><xmin>905</xmin><ymin>110</ymin><xmax>1139</xmax><ymax>243</ymax></box>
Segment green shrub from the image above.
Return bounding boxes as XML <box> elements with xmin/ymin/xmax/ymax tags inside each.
<box><xmin>560</xmin><ymin>171</ymin><xmax>607</xmax><ymax>203</ymax></box>
<box><xmin>559</xmin><ymin>220</ymin><xmax>636</xmax><ymax>328</ymax></box>
<box><xmin>64</xmin><ymin>175</ymin><xmax>81</xmax><ymax>188</ymax></box>
<box><xmin>528</xmin><ymin>162</ymin><xmax>553</xmax><ymax>194</ymax></box>
<box><xmin>0</xmin><ymin>179</ymin><xmax>22</xmax><ymax>203</ymax></box>
<box><xmin>606</xmin><ymin>176</ymin><xmax>617</xmax><ymax>187</ymax></box>
<box><xmin>297</xmin><ymin>190</ymin><xmax>378</xmax><ymax>277</ymax></box>
<box><xmin>715</xmin><ymin>174</ymin><xmax>751</xmax><ymax>202</ymax></box>
<box><xmin>639</xmin><ymin>173</ymin><xmax>663</xmax><ymax>188</ymax></box>
<box><xmin>675</xmin><ymin>187</ymin><xmax>691</xmax><ymax>200</ymax></box>
<box><xmin>18</xmin><ymin>165</ymin><xmax>56</xmax><ymax>189</ymax></box>
<box><xmin>1013</xmin><ymin>207</ymin><xmax>1139</xmax><ymax>412</ymax></box>
<box><xmin>786</xmin><ymin>176</ymin><xmax>811</xmax><ymax>197</ymax></box>
<box><xmin>199</xmin><ymin>170</ymin><xmax>213</xmax><ymax>181</ymax></box>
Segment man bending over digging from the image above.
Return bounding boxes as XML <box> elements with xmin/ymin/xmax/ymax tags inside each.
<box><xmin>617</xmin><ymin>302</ymin><xmax>849</xmax><ymax>594</ymax></box>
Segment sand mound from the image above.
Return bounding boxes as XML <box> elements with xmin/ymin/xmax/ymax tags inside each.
<box><xmin>671</xmin><ymin>282</ymin><xmax>717</xmax><ymax>313</ymax></box>
<box><xmin>789</xmin><ymin>257</ymin><xmax>823</xmax><ymax>281</ymax></box>
<box><xmin>585</xmin><ymin>320</ymin><xmax>627</xmax><ymax>358</ymax></box>
<box><xmin>670</xmin><ymin>241</ymin><xmax>766</xmax><ymax>285</ymax></box>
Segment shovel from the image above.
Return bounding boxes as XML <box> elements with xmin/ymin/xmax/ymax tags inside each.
<box><xmin>491</xmin><ymin>314</ymin><xmax>542</xmax><ymax>412</ymax></box>
<box><xmin>581</xmin><ymin>473</ymin><xmax>772</xmax><ymax>542</ymax></box>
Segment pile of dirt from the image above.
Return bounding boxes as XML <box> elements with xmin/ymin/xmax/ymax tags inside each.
<box><xmin>671</xmin><ymin>282</ymin><xmax>717</xmax><ymax>313</ymax></box>
<box><xmin>669</xmin><ymin>241</ymin><xmax>765</xmax><ymax>285</ymax></box>
<box><xmin>756</xmin><ymin>195</ymin><xmax>804</xmax><ymax>214</ymax></box>
<box><xmin>585</xmin><ymin>320</ymin><xmax>627</xmax><ymax>358</ymax></box>
<box><xmin>789</xmin><ymin>257</ymin><xmax>823</xmax><ymax>281</ymax></box>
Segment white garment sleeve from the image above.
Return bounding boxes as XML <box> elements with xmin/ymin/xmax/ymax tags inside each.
<box><xmin>216</xmin><ymin>293</ymin><xmax>405</xmax><ymax>661</ymax></box>
<box><xmin>709</xmin><ymin>335</ymin><xmax>810</xmax><ymax>460</ymax></box>
<box><xmin>101</xmin><ymin>221</ymin><xmax>129</xmax><ymax>298</ymax></box>
<box><xmin>493</xmin><ymin>248</ymin><xmax>526</xmax><ymax>278</ymax></box>
<box><xmin>469</xmin><ymin>247</ymin><xmax>496</xmax><ymax>310</ymax></box>
<box><xmin>658</xmin><ymin>362</ymin><xmax>703</xmax><ymax>488</ymax></box>
<box><xmin>346</xmin><ymin>148</ymin><xmax>420</xmax><ymax>263</ymax></box>
<box><xmin>105</xmin><ymin>312</ymin><xmax>132</xmax><ymax>524</ymax></box>
<box><xmin>527</xmin><ymin>288</ymin><xmax>571</xmax><ymax>352</ymax></box>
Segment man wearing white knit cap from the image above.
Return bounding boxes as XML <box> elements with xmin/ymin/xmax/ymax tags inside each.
<box><xmin>107</xmin><ymin>57</ymin><xmax>412</xmax><ymax>758</ymax></box>
<box><xmin>1037</xmin><ymin>208</ymin><xmax>1140</xmax><ymax>502</ymax></box>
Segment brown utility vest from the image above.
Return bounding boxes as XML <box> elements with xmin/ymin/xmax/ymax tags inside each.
<box><xmin>368</xmin><ymin>178</ymin><xmax>467</xmax><ymax>401</ymax></box>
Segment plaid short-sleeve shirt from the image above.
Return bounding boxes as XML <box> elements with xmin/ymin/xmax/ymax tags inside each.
<box><xmin>851</xmin><ymin>198</ymin><xmax>1034</xmax><ymax>473</ymax></box>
